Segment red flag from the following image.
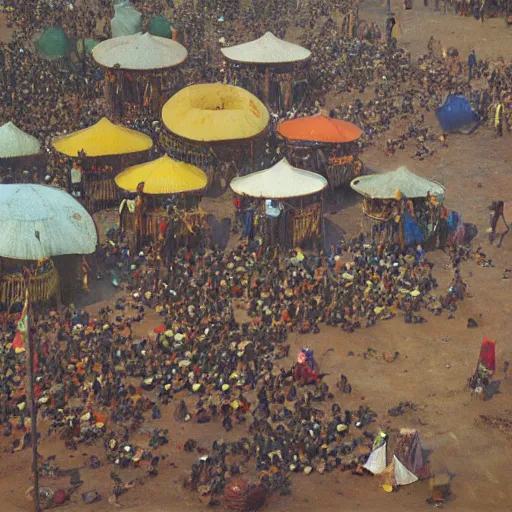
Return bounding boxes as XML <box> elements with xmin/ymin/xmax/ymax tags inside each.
<box><xmin>478</xmin><ymin>338</ymin><xmax>496</xmax><ymax>376</ymax></box>
<box><xmin>12</xmin><ymin>331</ymin><xmax>24</xmax><ymax>350</ymax></box>
<box><xmin>158</xmin><ymin>219</ymin><xmax>168</xmax><ymax>236</ymax></box>
<box><xmin>33</xmin><ymin>351</ymin><xmax>38</xmax><ymax>375</ymax></box>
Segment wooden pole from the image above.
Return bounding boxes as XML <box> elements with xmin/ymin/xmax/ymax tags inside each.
<box><xmin>250</xmin><ymin>140</ymin><xmax>255</xmax><ymax>173</ymax></box>
<box><xmin>348</xmin><ymin>10</ymin><xmax>355</xmax><ymax>39</ymax></box>
<box><xmin>23</xmin><ymin>287</ymin><xmax>41</xmax><ymax>512</ymax></box>
<box><xmin>264</xmin><ymin>67</ymin><xmax>270</xmax><ymax>106</ymax></box>
<box><xmin>321</xmin><ymin>195</ymin><xmax>326</xmax><ymax>251</ymax></box>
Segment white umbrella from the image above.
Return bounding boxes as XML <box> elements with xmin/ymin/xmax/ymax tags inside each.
<box><xmin>221</xmin><ymin>32</ymin><xmax>311</xmax><ymax>65</ymax></box>
<box><xmin>230</xmin><ymin>158</ymin><xmax>327</xmax><ymax>199</ymax></box>
<box><xmin>0</xmin><ymin>122</ymin><xmax>41</xmax><ymax>158</ymax></box>
<box><xmin>93</xmin><ymin>32</ymin><xmax>187</xmax><ymax>70</ymax></box>
<box><xmin>0</xmin><ymin>184</ymin><xmax>97</xmax><ymax>260</ymax></box>
<box><xmin>350</xmin><ymin>166</ymin><xmax>445</xmax><ymax>200</ymax></box>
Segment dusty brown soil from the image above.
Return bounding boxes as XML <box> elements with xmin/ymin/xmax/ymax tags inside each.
<box><xmin>0</xmin><ymin>12</ymin><xmax>14</xmax><ymax>43</ymax></box>
<box><xmin>366</xmin><ymin>0</ymin><xmax>512</xmax><ymax>59</ymax></box>
<box><xmin>1</xmin><ymin>2</ymin><xmax>512</xmax><ymax>512</ymax></box>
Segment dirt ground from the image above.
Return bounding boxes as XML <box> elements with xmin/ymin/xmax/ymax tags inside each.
<box><xmin>366</xmin><ymin>0</ymin><xmax>512</xmax><ymax>59</ymax></box>
<box><xmin>0</xmin><ymin>12</ymin><xmax>14</xmax><ymax>43</ymax></box>
<box><xmin>1</xmin><ymin>2</ymin><xmax>512</xmax><ymax>512</ymax></box>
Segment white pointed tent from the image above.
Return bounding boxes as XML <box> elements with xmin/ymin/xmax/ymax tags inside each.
<box><xmin>0</xmin><ymin>122</ymin><xmax>41</xmax><ymax>159</ymax></box>
<box><xmin>230</xmin><ymin>158</ymin><xmax>327</xmax><ymax>199</ymax></box>
<box><xmin>221</xmin><ymin>32</ymin><xmax>311</xmax><ymax>65</ymax></box>
<box><xmin>92</xmin><ymin>32</ymin><xmax>187</xmax><ymax>70</ymax></box>
<box><xmin>350</xmin><ymin>166</ymin><xmax>445</xmax><ymax>200</ymax></box>
<box><xmin>381</xmin><ymin>456</ymin><xmax>419</xmax><ymax>488</ymax></box>
<box><xmin>363</xmin><ymin>429</ymin><xmax>425</xmax><ymax>491</ymax></box>
<box><xmin>363</xmin><ymin>432</ymin><xmax>387</xmax><ymax>475</ymax></box>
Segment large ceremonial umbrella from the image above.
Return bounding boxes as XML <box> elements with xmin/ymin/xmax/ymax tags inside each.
<box><xmin>221</xmin><ymin>32</ymin><xmax>311</xmax><ymax>107</ymax></box>
<box><xmin>92</xmin><ymin>32</ymin><xmax>187</xmax><ymax>70</ymax></box>
<box><xmin>350</xmin><ymin>166</ymin><xmax>445</xmax><ymax>200</ymax></box>
<box><xmin>0</xmin><ymin>122</ymin><xmax>41</xmax><ymax>159</ymax></box>
<box><xmin>221</xmin><ymin>32</ymin><xmax>311</xmax><ymax>65</ymax></box>
<box><xmin>0</xmin><ymin>184</ymin><xmax>97</xmax><ymax>260</ymax></box>
<box><xmin>230</xmin><ymin>158</ymin><xmax>327</xmax><ymax>199</ymax></box>
<box><xmin>162</xmin><ymin>83</ymin><xmax>269</xmax><ymax>143</ymax></box>
<box><xmin>277</xmin><ymin>114</ymin><xmax>363</xmax><ymax>144</ymax></box>
<box><xmin>115</xmin><ymin>155</ymin><xmax>207</xmax><ymax>194</ymax></box>
<box><xmin>52</xmin><ymin>118</ymin><xmax>153</xmax><ymax>157</ymax></box>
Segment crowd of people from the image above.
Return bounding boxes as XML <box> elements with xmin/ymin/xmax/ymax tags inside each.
<box><xmin>0</xmin><ymin>223</ymin><xmax>470</xmax><ymax>504</ymax></box>
<box><xmin>0</xmin><ymin>0</ymin><xmax>508</xmax><ymax>508</ymax></box>
<box><xmin>1</xmin><ymin>0</ymin><xmax>512</xmax><ymax>184</ymax></box>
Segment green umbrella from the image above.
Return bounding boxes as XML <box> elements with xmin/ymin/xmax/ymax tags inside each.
<box><xmin>36</xmin><ymin>27</ymin><xmax>73</xmax><ymax>60</ymax></box>
<box><xmin>148</xmin><ymin>15</ymin><xmax>173</xmax><ymax>39</ymax></box>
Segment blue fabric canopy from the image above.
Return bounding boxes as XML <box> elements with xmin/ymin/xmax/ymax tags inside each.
<box><xmin>404</xmin><ymin>210</ymin><xmax>424</xmax><ymax>247</ymax></box>
<box><xmin>435</xmin><ymin>95</ymin><xmax>480</xmax><ymax>134</ymax></box>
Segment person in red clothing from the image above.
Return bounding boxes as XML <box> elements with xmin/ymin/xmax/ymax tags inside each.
<box><xmin>294</xmin><ymin>351</ymin><xmax>320</xmax><ymax>384</ymax></box>
<box><xmin>233</xmin><ymin>197</ymin><xmax>243</xmax><ymax>233</ymax></box>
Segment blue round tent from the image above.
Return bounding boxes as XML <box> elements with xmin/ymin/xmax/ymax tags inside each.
<box><xmin>435</xmin><ymin>95</ymin><xmax>480</xmax><ymax>135</ymax></box>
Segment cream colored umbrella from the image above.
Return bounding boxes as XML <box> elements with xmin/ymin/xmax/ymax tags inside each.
<box><xmin>0</xmin><ymin>184</ymin><xmax>97</xmax><ymax>260</ymax></box>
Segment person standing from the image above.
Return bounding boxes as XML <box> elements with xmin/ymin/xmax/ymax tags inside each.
<box><xmin>495</xmin><ymin>100</ymin><xmax>506</xmax><ymax>137</ymax></box>
<box><xmin>386</xmin><ymin>15</ymin><xmax>396</xmax><ymax>43</ymax></box>
<box><xmin>479</xmin><ymin>0</ymin><xmax>488</xmax><ymax>22</ymax></box>
<box><xmin>468</xmin><ymin>49</ymin><xmax>477</xmax><ymax>81</ymax></box>
<box><xmin>489</xmin><ymin>201</ymin><xmax>510</xmax><ymax>247</ymax></box>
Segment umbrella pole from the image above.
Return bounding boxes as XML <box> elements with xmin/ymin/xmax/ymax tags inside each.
<box><xmin>264</xmin><ymin>67</ymin><xmax>270</xmax><ymax>106</ymax></box>
<box><xmin>250</xmin><ymin>140</ymin><xmax>255</xmax><ymax>172</ymax></box>
<box><xmin>56</xmin><ymin>272</ymin><xmax>62</xmax><ymax>313</ymax></box>
<box><xmin>321</xmin><ymin>194</ymin><xmax>326</xmax><ymax>251</ymax></box>
<box><xmin>23</xmin><ymin>286</ymin><xmax>41</xmax><ymax>512</ymax></box>
<box><xmin>399</xmin><ymin>214</ymin><xmax>405</xmax><ymax>250</ymax></box>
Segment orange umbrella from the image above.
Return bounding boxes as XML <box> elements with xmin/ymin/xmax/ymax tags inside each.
<box><xmin>277</xmin><ymin>114</ymin><xmax>362</xmax><ymax>144</ymax></box>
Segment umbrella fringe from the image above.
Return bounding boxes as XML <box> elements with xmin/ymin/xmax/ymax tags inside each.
<box><xmin>0</xmin><ymin>264</ymin><xmax>59</xmax><ymax>306</ymax></box>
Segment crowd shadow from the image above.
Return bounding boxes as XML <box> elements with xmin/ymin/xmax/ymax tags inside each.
<box><xmin>207</xmin><ymin>214</ymin><xmax>232</xmax><ymax>250</ymax></box>
<box><xmin>324</xmin><ymin>186</ymin><xmax>362</xmax><ymax>215</ymax></box>
<box><xmin>323</xmin><ymin>217</ymin><xmax>348</xmax><ymax>251</ymax></box>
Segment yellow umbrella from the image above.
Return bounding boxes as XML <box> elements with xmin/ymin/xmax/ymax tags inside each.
<box><xmin>52</xmin><ymin>117</ymin><xmax>153</xmax><ymax>157</ymax></box>
<box><xmin>115</xmin><ymin>155</ymin><xmax>207</xmax><ymax>194</ymax></box>
<box><xmin>162</xmin><ymin>83</ymin><xmax>269</xmax><ymax>142</ymax></box>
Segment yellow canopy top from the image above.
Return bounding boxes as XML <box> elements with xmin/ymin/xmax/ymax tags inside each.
<box><xmin>162</xmin><ymin>83</ymin><xmax>269</xmax><ymax>142</ymax></box>
<box><xmin>52</xmin><ymin>117</ymin><xmax>153</xmax><ymax>157</ymax></box>
<box><xmin>115</xmin><ymin>154</ymin><xmax>208</xmax><ymax>194</ymax></box>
